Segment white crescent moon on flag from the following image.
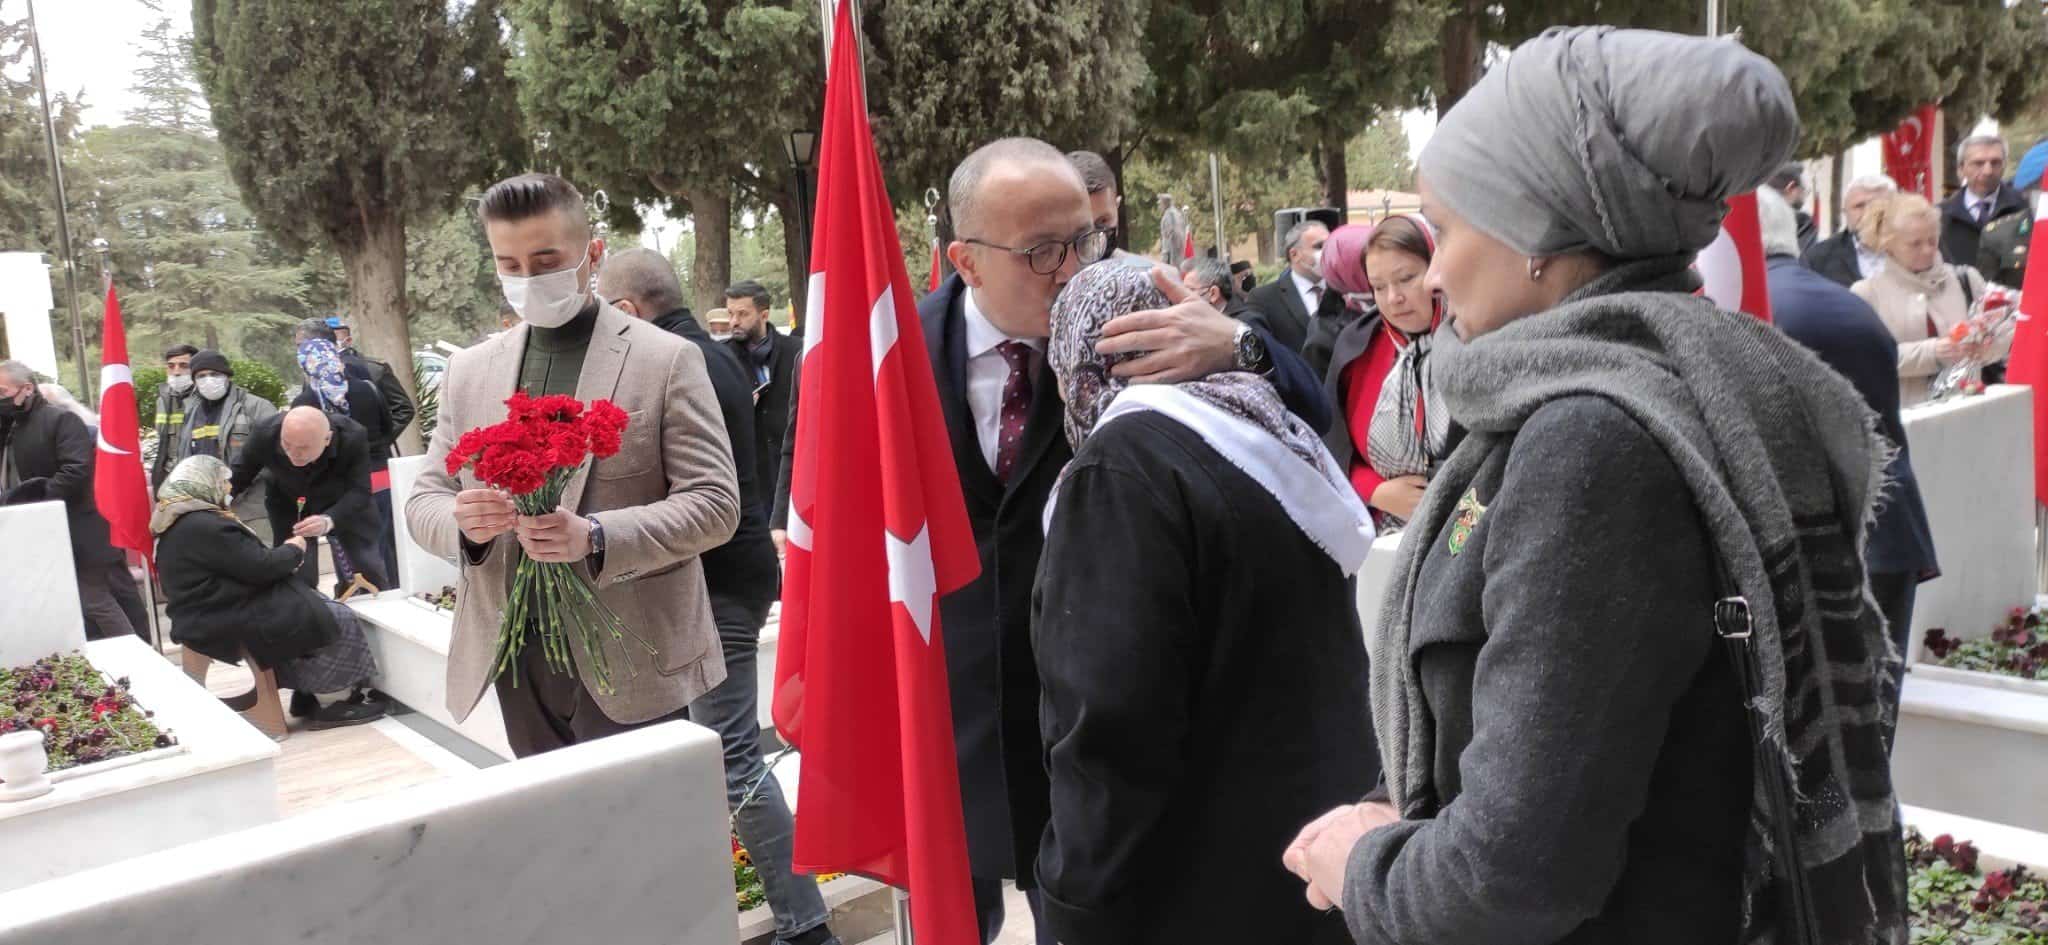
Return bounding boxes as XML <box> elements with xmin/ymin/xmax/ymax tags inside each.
<box><xmin>1897</xmin><ymin>116</ymin><xmax>1923</xmax><ymax>157</ymax></box>
<box><xmin>96</xmin><ymin>363</ymin><xmax>133</xmax><ymax>456</ymax></box>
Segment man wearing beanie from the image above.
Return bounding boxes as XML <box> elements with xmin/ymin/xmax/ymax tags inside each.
<box><xmin>163</xmin><ymin>350</ymin><xmax>279</xmax><ymax>533</ymax></box>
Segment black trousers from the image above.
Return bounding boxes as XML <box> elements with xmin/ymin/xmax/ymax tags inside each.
<box><xmin>78</xmin><ymin>558</ymin><xmax>148</xmax><ymax>642</ymax></box>
<box><xmin>496</xmin><ymin>634</ymin><xmax>690</xmax><ymax>758</ymax></box>
<box><xmin>971</xmin><ymin>876</ymin><xmax>1054</xmax><ymax>945</ymax></box>
<box><xmin>1869</xmin><ymin>570</ymin><xmax>1919</xmax><ymax>754</ymax></box>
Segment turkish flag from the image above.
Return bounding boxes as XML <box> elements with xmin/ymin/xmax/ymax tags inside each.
<box><xmin>93</xmin><ymin>284</ymin><xmax>153</xmax><ymax>567</ymax></box>
<box><xmin>928</xmin><ymin>239</ymin><xmax>942</xmax><ymax>292</ymax></box>
<box><xmin>773</xmin><ymin>2</ymin><xmax>980</xmax><ymax>942</ymax></box>
<box><xmin>1696</xmin><ymin>192</ymin><xmax>1774</xmax><ymax>322</ymax></box>
<box><xmin>2005</xmin><ymin>179</ymin><xmax>2048</xmax><ymax>505</ymax></box>
<box><xmin>1882</xmin><ymin>105</ymin><xmax>1939</xmax><ymax>201</ymax></box>
<box><xmin>1183</xmin><ymin>226</ymin><xmax>1197</xmax><ymax>261</ymax></box>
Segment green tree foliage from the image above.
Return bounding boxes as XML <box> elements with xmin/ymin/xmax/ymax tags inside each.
<box><xmin>72</xmin><ymin>20</ymin><xmax>306</xmax><ymax>369</ymax></box>
<box><xmin>0</xmin><ymin>6</ymin><xmax>82</xmax><ymax>253</ymax></box>
<box><xmin>192</xmin><ymin>0</ymin><xmax>523</xmax><ymax>450</ymax></box>
<box><xmin>502</xmin><ymin>0</ymin><xmax>818</xmax><ymax>316</ymax></box>
<box><xmin>404</xmin><ymin>210</ymin><xmax>501</xmax><ymax>349</ymax></box>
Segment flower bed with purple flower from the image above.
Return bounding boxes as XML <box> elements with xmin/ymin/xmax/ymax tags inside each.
<box><xmin>1924</xmin><ymin>607</ymin><xmax>2048</xmax><ymax>681</ymax></box>
<box><xmin>0</xmin><ymin>653</ymin><xmax>175</xmax><ymax>771</ymax></box>
<box><xmin>1907</xmin><ymin>828</ymin><xmax>2048</xmax><ymax>941</ymax></box>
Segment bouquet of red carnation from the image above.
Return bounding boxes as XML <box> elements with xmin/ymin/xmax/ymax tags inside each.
<box><xmin>444</xmin><ymin>393</ymin><xmax>652</xmax><ymax>693</ymax></box>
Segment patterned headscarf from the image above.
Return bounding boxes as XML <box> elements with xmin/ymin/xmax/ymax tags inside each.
<box><xmin>151</xmin><ymin>454</ymin><xmax>241</xmax><ymax>535</ymax></box>
<box><xmin>1049</xmin><ymin>261</ymin><xmax>1327</xmax><ymax>469</ymax></box>
<box><xmin>297</xmin><ymin>339</ymin><xmax>351</xmax><ymax>414</ymax></box>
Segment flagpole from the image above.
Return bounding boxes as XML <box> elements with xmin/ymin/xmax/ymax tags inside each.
<box><xmin>93</xmin><ymin>238</ymin><xmax>166</xmax><ymax>654</ymax></box>
<box><xmin>1209</xmin><ymin>153</ymin><xmax>1227</xmax><ymax>263</ymax></box>
<box><xmin>25</xmin><ymin>0</ymin><xmax>91</xmax><ymax>408</ymax></box>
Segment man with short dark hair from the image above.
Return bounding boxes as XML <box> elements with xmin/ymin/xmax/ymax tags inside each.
<box><xmin>598</xmin><ymin>249</ymin><xmax>841</xmax><ymax>945</ymax></box>
<box><xmin>724</xmin><ymin>279</ymin><xmax>801</xmax><ymax>523</ymax></box>
<box><xmin>0</xmin><ymin>359</ymin><xmax>149</xmax><ymax>641</ymax></box>
<box><xmin>153</xmin><ymin>343</ymin><xmax>199</xmax><ymax>487</ymax></box>
<box><xmin>1245</xmin><ymin>219</ymin><xmax>1347</xmax><ymax>374</ymax></box>
<box><xmin>1765</xmin><ymin>162</ymin><xmax>1818</xmax><ymax>252</ymax></box>
<box><xmin>1941</xmin><ymin>134</ymin><xmax>2029</xmax><ymax>266</ymax></box>
<box><xmin>1180</xmin><ymin>256</ymin><xmax>1248</xmax><ymax>318</ymax></box>
<box><xmin>1066</xmin><ymin>149</ymin><xmax>1121</xmax><ymax>251</ymax></box>
<box><xmin>408</xmin><ymin>171</ymin><xmax>740</xmax><ymax>759</ymax></box>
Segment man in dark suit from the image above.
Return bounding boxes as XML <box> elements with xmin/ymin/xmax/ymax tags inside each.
<box><xmin>1245</xmin><ymin>219</ymin><xmax>1349</xmax><ymax>375</ymax></box>
<box><xmin>230</xmin><ymin>406</ymin><xmax>391</xmax><ymax>595</ymax></box>
<box><xmin>1802</xmin><ymin>174</ymin><xmax>1897</xmax><ymax>288</ymax></box>
<box><xmin>1941</xmin><ymin>135</ymin><xmax>2029</xmax><ymax>267</ymax></box>
<box><xmin>1766</xmin><ymin>163</ymin><xmax>1818</xmax><ymax>252</ymax></box>
<box><xmin>724</xmin><ymin>280</ymin><xmax>800</xmax><ymax>532</ymax></box>
<box><xmin>1759</xmin><ymin>189</ymin><xmax>1936</xmax><ymax>738</ymax></box>
<box><xmin>899</xmin><ymin>137</ymin><xmax>1329</xmax><ymax>945</ymax></box>
<box><xmin>1179</xmin><ymin>255</ymin><xmax>1252</xmax><ymax>320</ymax></box>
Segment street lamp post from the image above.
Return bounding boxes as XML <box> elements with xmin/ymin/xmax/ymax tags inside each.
<box><xmin>784</xmin><ymin>129</ymin><xmax>820</xmax><ymax>318</ymax></box>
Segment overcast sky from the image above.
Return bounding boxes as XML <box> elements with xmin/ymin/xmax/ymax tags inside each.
<box><xmin>26</xmin><ymin>0</ymin><xmax>193</xmax><ymax>129</ymax></box>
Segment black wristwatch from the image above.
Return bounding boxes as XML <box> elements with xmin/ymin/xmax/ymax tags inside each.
<box><xmin>1233</xmin><ymin>323</ymin><xmax>1272</xmax><ymax>375</ymax></box>
<box><xmin>586</xmin><ymin>516</ymin><xmax>607</xmax><ymax>556</ymax></box>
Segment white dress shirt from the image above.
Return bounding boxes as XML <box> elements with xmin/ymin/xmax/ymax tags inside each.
<box><xmin>962</xmin><ymin>288</ymin><xmax>1043</xmax><ymax>474</ymax></box>
<box><xmin>1290</xmin><ymin>269</ymin><xmax>1324</xmax><ymax>317</ymax></box>
<box><xmin>1853</xmin><ymin>233</ymin><xmax>1886</xmax><ymax>280</ymax></box>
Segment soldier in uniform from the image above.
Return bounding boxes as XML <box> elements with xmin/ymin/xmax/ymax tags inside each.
<box><xmin>1977</xmin><ymin>187</ymin><xmax>2035</xmax><ymax>290</ymax></box>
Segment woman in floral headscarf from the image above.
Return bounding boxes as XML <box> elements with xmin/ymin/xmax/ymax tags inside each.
<box><xmin>1029</xmin><ymin>260</ymin><xmax>1375</xmax><ymax>945</ymax></box>
<box><xmin>293</xmin><ymin>336</ymin><xmax>397</xmax><ymax>582</ymax></box>
<box><xmin>154</xmin><ymin>454</ymin><xmax>387</xmax><ymax>729</ymax></box>
<box><xmin>1319</xmin><ymin>216</ymin><xmax>1452</xmax><ymax>529</ymax></box>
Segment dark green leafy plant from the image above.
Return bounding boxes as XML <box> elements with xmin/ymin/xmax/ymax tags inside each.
<box><xmin>0</xmin><ymin>653</ymin><xmax>176</xmax><ymax>771</ymax></box>
<box><xmin>1924</xmin><ymin>607</ymin><xmax>2048</xmax><ymax>681</ymax></box>
<box><xmin>1905</xmin><ymin>829</ymin><xmax>2048</xmax><ymax>943</ymax></box>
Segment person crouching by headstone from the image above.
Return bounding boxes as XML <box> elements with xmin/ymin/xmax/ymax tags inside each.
<box><xmin>230</xmin><ymin>406</ymin><xmax>390</xmax><ymax>597</ymax></box>
<box><xmin>0</xmin><ymin>360</ymin><xmax>149</xmax><ymax>640</ymax></box>
<box><xmin>156</xmin><ymin>455</ymin><xmax>386</xmax><ymax>726</ymax></box>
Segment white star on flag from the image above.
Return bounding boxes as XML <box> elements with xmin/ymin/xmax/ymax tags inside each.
<box><xmin>886</xmin><ymin>524</ymin><xmax>937</xmax><ymax>642</ymax></box>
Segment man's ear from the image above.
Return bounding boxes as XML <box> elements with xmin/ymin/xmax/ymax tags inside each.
<box><xmin>946</xmin><ymin>242</ymin><xmax>980</xmax><ymax>288</ymax></box>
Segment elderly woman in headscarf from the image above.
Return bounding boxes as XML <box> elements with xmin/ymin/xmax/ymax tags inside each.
<box><xmin>1282</xmin><ymin>27</ymin><xmax>1908</xmax><ymax>945</ymax></box>
<box><xmin>1030</xmin><ymin>261</ymin><xmax>1377</xmax><ymax>945</ymax></box>
<box><xmin>1318</xmin><ymin>217</ymin><xmax>1453</xmax><ymax>529</ymax></box>
<box><xmin>292</xmin><ymin>336</ymin><xmax>397</xmax><ymax>580</ymax></box>
<box><xmin>154</xmin><ymin>455</ymin><xmax>387</xmax><ymax>730</ymax></box>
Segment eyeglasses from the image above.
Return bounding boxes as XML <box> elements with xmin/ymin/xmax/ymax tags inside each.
<box><xmin>963</xmin><ymin>228</ymin><xmax>1111</xmax><ymax>275</ymax></box>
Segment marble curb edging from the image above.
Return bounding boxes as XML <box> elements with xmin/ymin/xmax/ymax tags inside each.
<box><xmin>738</xmin><ymin>875</ymin><xmax>889</xmax><ymax>944</ymax></box>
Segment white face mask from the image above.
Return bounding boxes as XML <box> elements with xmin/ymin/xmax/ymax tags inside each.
<box><xmin>166</xmin><ymin>374</ymin><xmax>194</xmax><ymax>395</ymax></box>
<box><xmin>196</xmin><ymin>376</ymin><xmax>230</xmax><ymax>401</ymax></box>
<box><xmin>499</xmin><ymin>254</ymin><xmax>590</xmax><ymax>329</ymax></box>
<box><xmin>709</xmin><ymin>331</ymin><xmax>732</xmax><ymax>343</ymax></box>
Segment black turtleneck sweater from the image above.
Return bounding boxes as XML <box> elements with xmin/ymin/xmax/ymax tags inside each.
<box><xmin>652</xmin><ymin>307</ymin><xmax>778</xmax><ymax>607</ymax></box>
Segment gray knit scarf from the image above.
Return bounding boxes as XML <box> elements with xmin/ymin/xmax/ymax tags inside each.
<box><xmin>1369</xmin><ymin>257</ymin><xmax>1907</xmax><ymax>943</ymax></box>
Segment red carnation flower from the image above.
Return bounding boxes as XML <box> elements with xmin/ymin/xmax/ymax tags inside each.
<box><xmin>530</xmin><ymin>394</ymin><xmax>585</xmax><ymax>423</ymax></box>
<box><xmin>550</xmin><ymin>429</ymin><xmax>589</xmax><ymax>469</ymax></box>
<box><xmin>582</xmin><ymin>400</ymin><xmax>629</xmax><ymax>459</ymax></box>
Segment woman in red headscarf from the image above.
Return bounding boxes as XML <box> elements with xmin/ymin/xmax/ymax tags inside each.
<box><xmin>1319</xmin><ymin>215</ymin><xmax>1451</xmax><ymax>528</ymax></box>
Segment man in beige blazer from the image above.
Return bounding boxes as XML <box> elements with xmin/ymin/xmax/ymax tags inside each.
<box><xmin>407</xmin><ymin>172</ymin><xmax>740</xmax><ymax>757</ymax></box>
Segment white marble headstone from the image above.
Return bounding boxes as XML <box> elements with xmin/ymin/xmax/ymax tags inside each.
<box><xmin>0</xmin><ymin>501</ymin><xmax>85</xmax><ymax>667</ymax></box>
<box><xmin>0</xmin><ymin>720</ymin><xmax>737</xmax><ymax>945</ymax></box>
<box><xmin>387</xmin><ymin>453</ymin><xmax>461</xmax><ymax>596</ymax></box>
<box><xmin>1354</xmin><ymin>530</ymin><xmax>1406</xmax><ymax>650</ymax></box>
<box><xmin>1901</xmin><ymin>385</ymin><xmax>2038</xmax><ymax>656</ymax></box>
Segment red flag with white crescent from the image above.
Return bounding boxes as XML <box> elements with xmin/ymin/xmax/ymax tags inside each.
<box><xmin>773</xmin><ymin>2</ymin><xmax>980</xmax><ymax>941</ymax></box>
<box><xmin>93</xmin><ymin>284</ymin><xmax>154</xmax><ymax>568</ymax></box>
<box><xmin>2005</xmin><ymin>173</ymin><xmax>2048</xmax><ymax>506</ymax></box>
<box><xmin>1882</xmin><ymin>105</ymin><xmax>1939</xmax><ymax>201</ymax></box>
<box><xmin>1697</xmin><ymin>192</ymin><xmax>1774</xmax><ymax>322</ymax></box>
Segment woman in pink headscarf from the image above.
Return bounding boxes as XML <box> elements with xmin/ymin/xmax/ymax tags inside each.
<box><xmin>1318</xmin><ymin>216</ymin><xmax>1452</xmax><ymax>528</ymax></box>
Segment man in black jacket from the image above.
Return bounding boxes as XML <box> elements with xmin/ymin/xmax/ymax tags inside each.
<box><xmin>1941</xmin><ymin>134</ymin><xmax>2030</xmax><ymax>267</ymax></box>
<box><xmin>598</xmin><ymin>250</ymin><xmax>842</xmax><ymax>945</ymax></box>
<box><xmin>868</xmin><ymin>137</ymin><xmax>1330</xmax><ymax>945</ymax></box>
<box><xmin>0</xmin><ymin>361</ymin><xmax>149</xmax><ymax>640</ymax></box>
<box><xmin>299</xmin><ymin>317</ymin><xmax>409</xmax><ymax>579</ymax></box>
<box><xmin>1759</xmin><ymin>190</ymin><xmax>1938</xmax><ymax>738</ymax></box>
<box><xmin>230</xmin><ymin>406</ymin><xmax>390</xmax><ymax>595</ymax></box>
<box><xmin>1246</xmin><ymin>219</ymin><xmax>1349</xmax><ymax>375</ymax></box>
<box><xmin>1801</xmin><ymin>174</ymin><xmax>1897</xmax><ymax>288</ymax></box>
<box><xmin>724</xmin><ymin>280</ymin><xmax>801</xmax><ymax>514</ymax></box>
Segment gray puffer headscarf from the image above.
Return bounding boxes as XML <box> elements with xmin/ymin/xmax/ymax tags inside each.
<box><xmin>1420</xmin><ymin>25</ymin><xmax>1800</xmax><ymax>259</ymax></box>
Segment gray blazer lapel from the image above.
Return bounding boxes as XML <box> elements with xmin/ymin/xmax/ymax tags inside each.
<box><xmin>561</xmin><ymin>305</ymin><xmax>633</xmax><ymax>513</ymax></box>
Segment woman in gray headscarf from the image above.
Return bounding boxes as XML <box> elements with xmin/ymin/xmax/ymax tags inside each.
<box><xmin>1282</xmin><ymin>27</ymin><xmax>1907</xmax><ymax>945</ymax></box>
<box><xmin>1031</xmin><ymin>260</ymin><xmax>1376</xmax><ymax>945</ymax></box>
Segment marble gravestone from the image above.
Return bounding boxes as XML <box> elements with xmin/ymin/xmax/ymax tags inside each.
<box><xmin>1353</xmin><ymin>531</ymin><xmax>1406</xmax><ymax>652</ymax></box>
<box><xmin>0</xmin><ymin>501</ymin><xmax>86</xmax><ymax>667</ymax></box>
<box><xmin>0</xmin><ymin>720</ymin><xmax>737</xmax><ymax>945</ymax></box>
<box><xmin>1900</xmin><ymin>385</ymin><xmax>2038</xmax><ymax>658</ymax></box>
<box><xmin>386</xmin><ymin>453</ymin><xmax>462</xmax><ymax>596</ymax></box>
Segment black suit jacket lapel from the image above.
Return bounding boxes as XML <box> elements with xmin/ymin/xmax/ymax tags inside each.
<box><xmin>926</xmin><ymin>284</ymin><xmax>1002</xmax><ymax>514</ymax></box>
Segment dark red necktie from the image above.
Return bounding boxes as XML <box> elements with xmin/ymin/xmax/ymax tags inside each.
<box><xmin>993</xmin><ymin>341</ymin><xmax>1035</xmax><ymax>484</ymax></box>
